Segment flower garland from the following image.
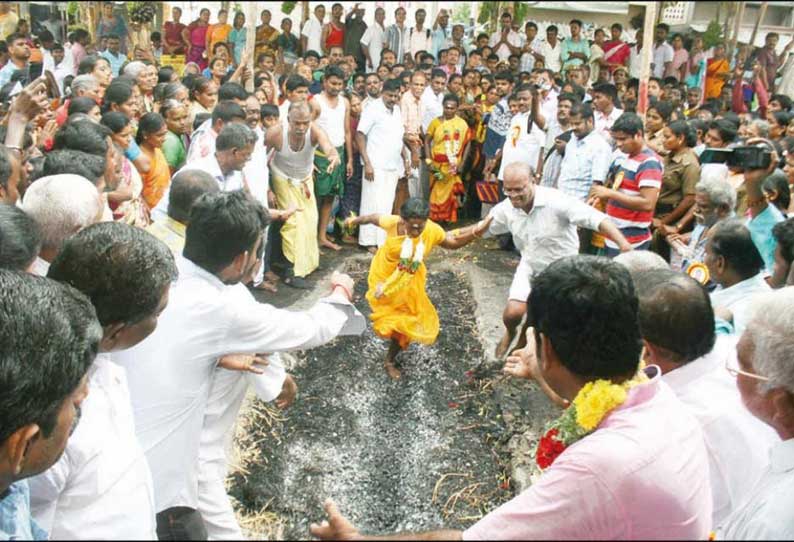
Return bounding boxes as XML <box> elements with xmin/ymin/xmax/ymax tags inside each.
<box><xmin>374</xmin><ymin>237</ymin><xmax>425</xmax><ymax>299</ymax></box>
<box><xmin>443</xmin><ymin>130</ymin><xmax>461</xmax><ymax>174</ymax></box>
<box><xmin>535</xmin><ymin>372</ymin><xmax>648</xmax><ymax>470</ymax></box>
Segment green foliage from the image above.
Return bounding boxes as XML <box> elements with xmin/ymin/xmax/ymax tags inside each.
<box><xmin>281</xmin><ymin>2</ymin><xmax>298</xmax><ymax>15</ymax></box>
<box><xmin>703</xmin><ymin>19</ymin><xmax>724</xmax><ymax>49</ymax></box>
<box><xmin>67</xmin><ymin>1</ymin><xmax>79</xmax><ymax>17</ymax></box>
<box><xmin>452</xmin><ymin>3</ymin><xmax>471</xmax><ymax>24</ymax></box>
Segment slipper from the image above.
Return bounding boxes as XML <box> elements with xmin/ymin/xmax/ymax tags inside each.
<box><xmin>283</xmin><ymin>274</ymin><xmax>311</xmax><ymax>290</ymax></box>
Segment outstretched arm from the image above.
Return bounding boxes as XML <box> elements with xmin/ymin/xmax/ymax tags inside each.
<box><xmin>346</xmin><ymin>213</ymin><xmax>382</xmax><ymax>227</ymax></box>
<box><xmin>439</xmin><ymin>215</ymin><xmax>494</xmax><ymax>249</ymax></box>
<box><xmin>598</xmin><ymin>218</ymin><xmax>633</xmax><ymax>253</ymax></box>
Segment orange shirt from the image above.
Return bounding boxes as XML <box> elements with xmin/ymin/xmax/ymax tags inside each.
<box><xmin>207</xmin><ymin>23</ymin><xmax>231</xmax><ymax>54</ymax></box>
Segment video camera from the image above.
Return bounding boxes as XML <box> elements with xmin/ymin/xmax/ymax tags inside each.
<box><xmin>699</xmin><ymin>145</ymin><xmax>773</xmax><ymax>170</ymax></box>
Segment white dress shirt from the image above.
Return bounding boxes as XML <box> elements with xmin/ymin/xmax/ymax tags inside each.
<box><xmin>557</xmin><ymin>130</ymin><xmax>612</xmax><ymax>201</ymax></box>
<box><xmin>652</xmin><ymin>41</ymin><xmax>674</xmax><ymax>79</ymax></box>
<box><xmin>357</xmin><ymin>97</ymin><xmax>404</xmax><ymax>172</ymax></box>
<box><xmin>244</xmin><ymin>126</ymin><xmax>270</xmax><ymax>208</ymax></box>
<box><xmin>152</xmin><ymin>152</ymin><xmax>245</xmax><ymax>222</ymax></box>
<box><xmin>420</xmin><ymin>86</ymin><xmax>444</xmax><ymax>133</ymax></box>
<box><xmin>113</xmin><ymin>257</ymin><xmax>364</xmax><ymax>512</ymax></box>
<box><xmin>594</xmin><ymin>107</ymin><xmax>624</xmax><ymax>146</ymax></box>
<box><xmin>28</xmin><ymin>353</ymin><xmax>157</xmax><ymax>540</ymax></box>
<box><xmin>487</xmin><ymin>186</ymin><xmax>606</xmax><ymax>275</ymax></box>
<box><xmin>538</xmin><ymin>40</ymin><xmax>563</xmax><ymax>73</ymax></box>
<box><xmin>539</xmin><ymin>90</ymin><xmax>558</xmax><ymax>132</ymax></box>
<box><xmin>629</xmin><ymin>44</ymin><xmax>643</xmax><ymax>79</ymax></box>
<box><xmin>301</xmin><ymin>17</ymin><xmax>324</xmax><ymax>54</ymax></box>
<box><xmin>489</xmin><ymin>29</ymin><xmax>522</xmax><ymax>62</ymax></box>
<box><xmin>185</xmin><ymin>119</ymin><xmax>216</xmax><ymax>164</ymax></box>
<box><xmin>720</xmin><ymin>438</ymin><xmax>794</xmax><ymax>539</ymax></box>
<box><xmin>360</xmin><ymin>23</ymin><xmax>386</xmax><ymax>69</ymax></box>
<box><xmin>407</xmin><ymin>26</ymin><xmax>431</xmax><ymax>57</ymax></box>
<box><xmin>710</xmin><ymin>273</ymin><xmax>771</xmax><ymax>334</ymax></box>
<box><xmin>662</xmin><ymin>335</ymin><xmax>780</xmax><ymax>528</ymax></box>
<box><xmin>498</xmin><ymin>111</ymin><xmax>546</xmax><ymax>180</ymax></box>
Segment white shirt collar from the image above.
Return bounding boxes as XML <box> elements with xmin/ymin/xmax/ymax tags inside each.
<box><xmin>177</xmin><ymin>256</ymin><xmax>225</xmax><ymax>290</ymax></box>
<box><xmin>662</xmin><ymin>335</ymin><xmax>734</xmax><ymax>392</ymax></box>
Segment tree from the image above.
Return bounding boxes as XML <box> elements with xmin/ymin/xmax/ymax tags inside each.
<box><xmin>452</xmin><ymin>3</ymin><xmax>471</xmax><ymax>24</ymax></box>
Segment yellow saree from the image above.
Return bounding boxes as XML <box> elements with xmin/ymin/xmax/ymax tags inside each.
<box><xmin>366</xmin><ymin>216</ymin><xmax>446</xmax><ymax>349</ymax></box>
<box><xmin>427</xmin><ymin>116</ymin><xmax>471</xmax><ymax>223</ymax></box>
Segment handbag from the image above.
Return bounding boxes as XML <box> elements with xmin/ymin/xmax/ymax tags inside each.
<box><xmin>475</xmin><ymin>178</ymin><xmax>500</xmax><ymax>204</ymax></box>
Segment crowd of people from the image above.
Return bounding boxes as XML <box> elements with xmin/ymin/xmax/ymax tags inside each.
<box><xmin>1</xmin><ymin>1</ymin><xmax>794</xmax><ymax>540</ymax></box>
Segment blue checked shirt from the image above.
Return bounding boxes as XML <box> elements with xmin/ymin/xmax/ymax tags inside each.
<box><xmin>557</xmin><ymin>131</ymin><xmax>612</xmax><ymax>201</ymax></box>
<box><xmin>1</xmin><ymin>481</ymin><xmax>47</xmax><ymax>541</ymax></box>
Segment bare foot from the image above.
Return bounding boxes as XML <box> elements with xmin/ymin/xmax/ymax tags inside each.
<box><xmin>254</xmin><ymin>280</ymin><xmax>278</xmax><ymax>293</ymax></box>
<box><xmin>384</xmin><ymin>360</ymin><xmax>402</xmax><ymax>380</ymax></box>
<box><xmin>264</xmin><ymin>270</ymin><xmax>279</xmax><ymax>283</ymax></box>
<box><xmin>495</xmin><ymin>331</ymin><xmax>516</xmax><ymax>359</ymax></box>
<box><xmin>320</xmin><ymin>238</ymin><xmax>342</xmax><ymax>251</ymax></box>
<box><xmin>367</xmin><ymin>246</ymin><xmax>377</xmax><ymax>254</ymax></box>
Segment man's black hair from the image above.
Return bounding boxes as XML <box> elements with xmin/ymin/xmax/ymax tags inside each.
<box><xmin>324</xmin><ymin>65</ymin><xmax>346</xmax><ymax>81</ymax></box>
<box><xmin>709</xmin><ymin>219</ymin><xmax>765</xmax><ymax>280</ymax></box>
<box><xmin>382</xmin><ymin>78</ymin><xmax>402</xmax><ymax>93</ymax></box>
<box><xmin>211</xmin><ymin>101</ymin><xmax>246</xmax><ymax>125</ymax></box>
<box><xmin>0</xmin><ymin>145</ymin><xmax>13</xmax><ymax>193</ymax></box>
<box><xmin>53</xmin><ymin>119</ymin><xmax>111</xmax><ymax>156</ymax></box>
<box><xmin>770</xmin><ymin>93</ymin><xmax>793</xmax><ymax>111</ymax></box>
<box><xmin>592</xmin><ymin>83</ymin><xmax>618</xmax><ymax>103</ymax></box>
<box><xmin>494</xmin><ymin>71</ymin><xmax>514</xmax><ymax>84</ymax></box>
<box><xmin>0</xmin><ymin>270</ymin><xmax>101</xmax><ymax>443</ymax></box>
<box><xmin>41</xmin><ymin>150</ymin><xmax>106</xmax><ymax>186</ymax></box>
<box><xmin>48</xmin><ymin>222</ymin><xmax>177</xmax><ymax>326</ymax></box>
<box><xmin>611</xmin><ymin>112</ymin><xmax>645</xmax><ymax>136</ymax></box>
<box><xmin>569</xmin><ymin>102</ymin><xmax>594</xmax><ymax>122</ymax></box>
<box><xmin>528</xmin><ymin>255</ymin><xmax>643</xmax><ymax>380</ymax></box>
<box><xmin>218</xmin><ymin>82</ymin><xmax>248</xmax><ymax>102</ymax></box>
<box><xmin>0</xmin><ymin>203</ymin><xmax>40</xmax><ymax>271</ymax></box>
<box><xmin>260</xmin><ymin>103</ymin><xmax>279</xmax><ymax>119</ymax></box>
<box><xmin>184</xmin><ymin>190</ymin><xmax>269</xmax><ymax>274</ymax></box>
<box><xmin>77</xmin><ymin>55</ymin><xmax>109</xmax><ymax>76</ymax></box>
<box><xmin>168</xmin><ymin>169</ymin><xmax>220</xmax><ymax>224</ymax></box>
<box><xmin>708</xmin><ymin>119</ymin><xmax>738</xmax><ymax>145</ymax></box>
<box><xmin>633</xmin><ymin>269</ymin><xmax>716</xmax><ymax>365</ymax></box>
<box><xmin>285</xmin><ymin>74</ymin><xmax>310</xmax><ymax>93</ymax></box>
<box><xmin>215</xmin><ymin>122</ymin><xmax>258</xmax><ymax>152</ymax></box>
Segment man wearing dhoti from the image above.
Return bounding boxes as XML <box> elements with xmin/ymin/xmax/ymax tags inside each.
<box><xmin>265</xmin><ymin>101</ymin><xmax>340</xmax><ymax>288</ymax></box>
<box><xmin>355</xmin><ymin>78</ymin><xmax>409</xmax><ymax>251</ymax></box>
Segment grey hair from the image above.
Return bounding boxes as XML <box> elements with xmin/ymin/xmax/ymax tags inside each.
<box><xmin>287</xmin><ymin>100</ymin><xmax>311</xmax><ymax>119</ymax></box>
<box><xmin>695</xmin><ymin>176</ymin><xmax>736</xmax><ymax>211</ymax></box>
<box><xmin>21</xmin><ymin>175</ymin><xmax>103</xmax><ymax>253</ymax></box>
<box><xmin>71</xmin><ymin>74</ymin><xmax>99</xmax><ymax>96</ymax></box>
<box><xmin>750</xmin><ymin>119</ymin><xmax>770</xmax><ymax>139</ymax></box>
<box><xmin>743</xmin><ymin>288</ymin><xmax>794</xmax><ymax>394</ymax></box>
<box><xmin>216</xmin><ymin>122</ymin><xmax>258</xmax><ymax>152</ymax></box>
<box><xmin>503</xmin><ymin>161</ymin><xmax>536</xmax><ymax>180</ymax></box>
<box><xmin>614</xmin><ymin>251</ymin><xmax>668</xmax><ymax>277</ymax></box>
<box><xmin>123</xmin><ymin>61</ymin><xmax>147</xmax><ymax>79</ymax></box>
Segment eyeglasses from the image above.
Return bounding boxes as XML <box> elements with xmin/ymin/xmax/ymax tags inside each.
<box><xmin>725</xmin><ymin>357</ymin><xmax>770</xmax><ymax>382</ymax></box>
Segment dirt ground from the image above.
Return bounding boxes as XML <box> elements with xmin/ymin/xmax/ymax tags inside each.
<box><xmin>229</xmin><ymin>238</ymin><xmax>561</xmax><ymax>539</ymax></box>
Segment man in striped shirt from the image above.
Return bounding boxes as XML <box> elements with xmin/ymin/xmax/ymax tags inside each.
<box><xmin>588</xmin><ymin>113</ymin><xmax>662</xmax><ymax>256</ymax></box>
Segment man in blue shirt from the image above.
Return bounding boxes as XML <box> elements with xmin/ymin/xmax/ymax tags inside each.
<box><xmin>99</xmin><ymin>34</ymin><xmax>126</xmax><ymax>77</ymax></box>
<box><xmin>0</xmin><ymin>272</ymin><xmax>101</xmax><ymax>540</ymax></box>
<box><xmin>560</xmin><ymin>19</ymin><xmax>590</xmax><ymax>75</ymax></box>
<box><xmin>0</xmin><ymin>33</ymin><xmax>29</xmax><ymax>89</ymax></box>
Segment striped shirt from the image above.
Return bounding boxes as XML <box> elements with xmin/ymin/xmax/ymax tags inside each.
<box><xmin>605</xmin><ymin>147</ymin><xmax>663</xmax><ymax>248</ymax></box>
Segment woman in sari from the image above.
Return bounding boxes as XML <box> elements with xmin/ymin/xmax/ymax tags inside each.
<box><xmin>255</xmin><ymin>9</ymin><xmax>279</xmax><ymax>63</ymax></box>
<box><xmin>137</xmin><ymin>112</ymin><xmax>171</xmax><ymax>210</ymax></box>
<box><xmin>345</xmin><ymin>198</ymin><xmax>492</xmax><ymax>379</ymax></box>
<box><xmin>705</xmin><ymin>43</ymin><xmax>730</xmax><ymax>100</ymax></box>
<box><xmin>101</xmin><ymin>112</ymin><xmax>151</xmax><ymax>227</ymax></box>
<box><xmin>183</xmin><ymin>8</ymin><xmax>211</xmax><ymax>71</ymax></box>
<box><xmin>424</xmin><ymin>93</ymin><xmax>471</xmax><ymax>223</ymax></box>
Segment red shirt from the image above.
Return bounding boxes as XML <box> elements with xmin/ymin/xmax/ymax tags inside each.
<box><xmin>164</xmin><ymin>21</ymin><xmax>186</xmax><ymax>54</ymax></box>
<box><xmin>325</xmin><ymin>23</ymin><xmax>344</xmax><ymax>50</ymax></box>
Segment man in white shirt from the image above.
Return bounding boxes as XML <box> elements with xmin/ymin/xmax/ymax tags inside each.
<box><xmin>519</xmin><ymin>21</ymin><xmax>544</xmax><ymax>73</ymax></box>
<box><xmin>360</xmin><ymin>6</ymin><xmax>386</xmax><ymax>70</ymax></box>
<box><xmin>705</xmin><ymin>219</ymin><xmax>772</xmax><ymax>334</ymax></box>
<box><xmin>301</xmin><ymin>4</ymin><xmax>325</xmax><ymax>54</ymax></box>
<box><xmin>720</xmin><ymin>288</ymin><xmax>794</xmax><ymax>539</ymax></box>
<box><xmin>652</xmin><ymin>24</ymin><xmax>674</xmax><ymax>79</ymax></box>
<box><xmin>633</xmin><ymin>269</ymin><xmax>779</xmax><ymax>528</ymax></box>
<box><xmin>355</xmin><ymin>78</ymin><xmax>407</xmax><ymax>248</ymax></box>
<box><xmin>155</xmin><ymin>121</ymin><xmax>255</xmax><ymax>222</ymax></box>
<box><xmin>533</xmin><ymin>69</ymin><xmax>559</xmax><ymax>132</ymax></box>
<box><xmin>537</xmin><ymin>25</ymin><xmax>563</xmax><ymax>74</ymax></box>
<box><xmin>489</xmin><ymin>12</ymin><xmax>522</xmax><ymax>63</ymax></box>
<box><xmin>629</xmin><ymin>29</ymin><xmax>644</xmax><ymax>79</ymax></box>
<box><xmin>591</xmin><ymin>83</ymin><xmax>623</xmax><ymax>145</ymax></box>
<box><xmin>114</xmin><ymin>190</ymin><xmax>363</xmax><ymax>534</ymax></box>
<box><xmin>497</xmin><ymin>85</ymin><xmax>546</xmax><ymax>180</ymax></box>
<box><xmin>420</xmin><ymin>69</ymin><xmax>446</xmax><ymax>133</ymax></box>
<box><xmin>186</xmin><ymin>101</ymin><xmax>246</xmax><ymax>164</ymax></box>
<box><xmin>407</xmin><ymin>8</ymin><xmax>432</xmax><ymax>60</ymax></box>
<box><xmin>30</xmin><ymin>222</ymin><xmax>178</xmax><ymax>540</ymax></box>
<box><xmin>487</xmin><ymin>162</ymin><xmax>631</xmax><ymax>358</ymax></box>
<box><xmin>558</xmin><ymin>102</ymin><xmax>611</xmax><ymax>202</ymax></box>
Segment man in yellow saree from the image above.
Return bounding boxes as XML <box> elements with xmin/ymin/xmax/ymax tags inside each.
<box><xmin>425</xmin><ymin>93</ymin><xmax>472</xmax><ymax>223</ymax></box>
<box><xmin>346</xmin><ymin>198</ymin><xmax>492</xmax><ymax>379</ymax></box>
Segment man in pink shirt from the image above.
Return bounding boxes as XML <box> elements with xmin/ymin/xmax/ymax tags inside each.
<box><xmin>309</xmin><ymin>255</ymin><xmax>713</xmax><ymax>540</ymax></box>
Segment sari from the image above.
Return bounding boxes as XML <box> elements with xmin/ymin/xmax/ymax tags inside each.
<box><xmin>366</xmin><ymin>215</ymin><xmax>446</xmax><ymax>349</ymax></box>
<box><xmin>140</xmin><ymin>147</ymin><xmax>171</xmax><ymax>209</ymax></box>
<box><xmin>255</xmin><ymin>25</ymin><xmax>278</xmax><ymax>61</ymax></box>
<box><xmin>603</xmin><ymin>40</ymin><xmax>630</xmax><ymax>73</ymax></box>
<box><xmin>705</xmin><ymin>58</ymin><xmax>729</xmax><ymax>100</ymax></box>
<box><xmin>110</xmin><ymin>157</ymin><xmax>151</xmax><ymax>227</ymax></box>
<box><xmin>426</xmin><ymin>115</ymin><xmax>471</xmax><ymax>223</ymax></box>
<box><xmin>187</xmin><ymin>22</ymin><xmax>209</xmax><ymax>70</ymax></box>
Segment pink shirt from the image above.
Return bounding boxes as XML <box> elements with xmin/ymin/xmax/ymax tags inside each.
<box><xmin>463</xmin><ymin>367</ymin><xmax>712</xmax><ymax>540</ymax></box>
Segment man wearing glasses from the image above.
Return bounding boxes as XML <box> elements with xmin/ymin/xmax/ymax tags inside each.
<box><xmin>632</xmin><ymin>268</ymin><xmax>779</xmax><ymax>529</ymax></box>
<box><xmin>720</xmin><ymin>288</ymin><xmax>794</xmax><ymax>539</ymax></box>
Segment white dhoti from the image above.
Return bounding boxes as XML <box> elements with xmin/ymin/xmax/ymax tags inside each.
<box><xmin>359</xmin><ymin>168</ymin><xmax>399</xmax><ymax>247</ymax></box>
<box><xmin>508</xmin><ymin>258</ymin><xmax>533</xmax><ymax>302</ymax></box>
<box><xmin>198</xmin><ymin>474</ymin><xmax>243</xmax><ymax>540</ymax></box>
<box><xmin>407</xmin><ymin>166</ymin><xmax>421</xmax><ymax>199</ymax></box>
